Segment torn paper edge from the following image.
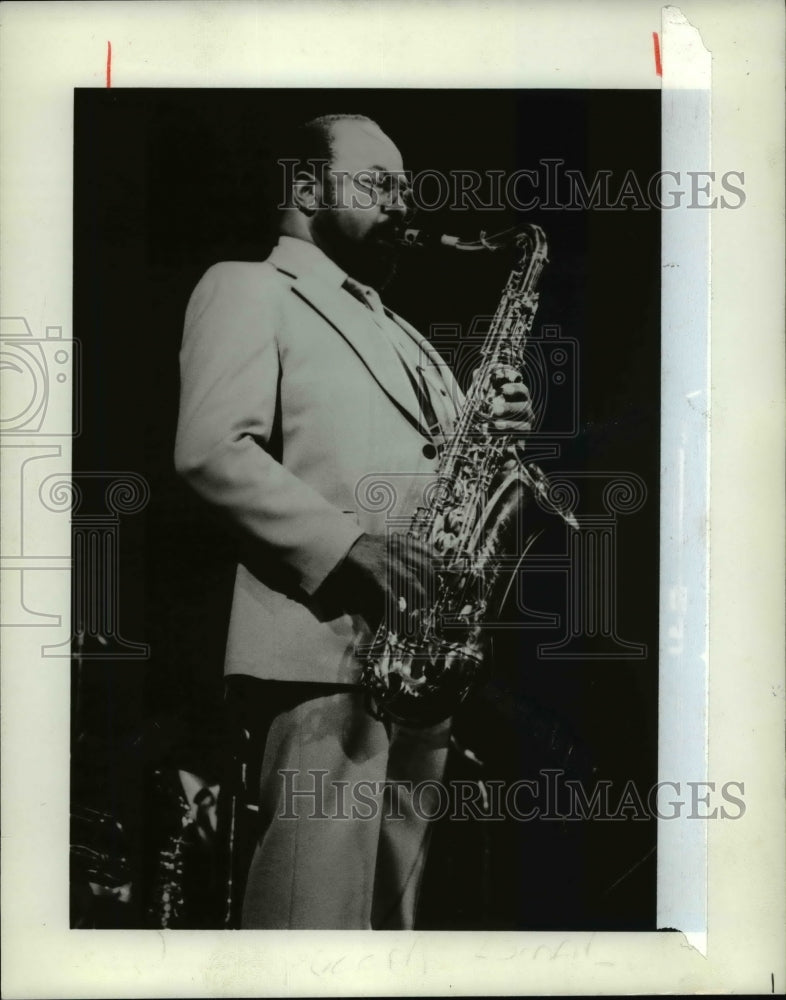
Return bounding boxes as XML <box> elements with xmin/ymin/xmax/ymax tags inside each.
<box><xmin>656</xmin><ymin>4</ymin><xmax>712</xmax><ymax>956</ymax></box>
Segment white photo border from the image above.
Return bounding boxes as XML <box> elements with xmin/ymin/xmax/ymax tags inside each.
<box><xmin>1</xmin><ymin>1</ymin><xmax>783</xmax><ymax>996</ymax></box>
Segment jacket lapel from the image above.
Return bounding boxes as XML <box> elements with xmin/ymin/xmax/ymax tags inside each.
<box><xmin>385</xmin><ymin>309</ymin><xmax>463</xmax><ymax>418</ymax></box>
<box><xmin>290</xmin><ymin>271</ymin><xmax>433</xmax><ymax>439</ymax></box>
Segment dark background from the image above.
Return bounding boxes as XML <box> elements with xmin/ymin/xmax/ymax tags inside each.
<box><xmin>72</xmin><ymin>88</ymin><xmax>660</xmax><ymax>929</ymax></box>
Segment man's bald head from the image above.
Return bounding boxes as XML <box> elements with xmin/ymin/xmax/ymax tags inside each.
<box><xmin>279</xmin><ymin>114</ymin><xmax>410</xmax><ymax>289</ymax></box>
<box><xmin>286</xmin><ymin>114</ymin><xmax>385</xmax><ymax>178</ymax></box>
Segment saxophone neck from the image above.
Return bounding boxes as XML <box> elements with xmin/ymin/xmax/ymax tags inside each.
<box><xmin>399</xmin><ymin>224</ymin><xmax>546</xmax><ymax>255</ymax></box>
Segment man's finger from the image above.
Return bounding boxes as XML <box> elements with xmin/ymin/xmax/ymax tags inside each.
<box><xmin>492</xmin><ymin>418</ymin><xmax>533</xmax><ymax>432</ymax></box>
<box><xmin>390</xmin><ymin>534</ymin><xmax>435</xmax><ymax>574</ymax></box>
<box><xmin>490</xmin><ymin>397</ymin><xmax>533</xmax><ymax>420</ymax></box>
<box><xmin>499</xmin><ymin>383</ymin><xmax>531</xmax><ymax>401</ymax></box>
<box><xmin>489</xmin><ymin>364</ymin><xmax>523</xmax><ymax>386</ymax></box>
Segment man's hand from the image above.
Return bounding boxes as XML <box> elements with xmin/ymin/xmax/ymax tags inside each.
<box><xmin>486</xmin><ymin>365</ymin><xmax>535</xmax><ymax>434</ymax></box>
<box><xmin>326</xmin><ymin>532</ymin><xmax>436</xmax><ymax>633</ymax></box>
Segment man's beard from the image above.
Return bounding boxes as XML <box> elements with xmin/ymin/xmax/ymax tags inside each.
<box><xmin>314</xmin><ymin>214</ymin><xmax>402</xmax><ymax>291</ymax></box>
<box><xmin>342</xmin><ymin>238</ymin><xmax>400</xmax><ymax>291</ymax></box>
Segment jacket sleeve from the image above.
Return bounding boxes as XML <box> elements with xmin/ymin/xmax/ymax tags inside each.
<box><xmin>174</xmin><ymin>262</ymin><xmax>363</xmax><ymax>596</ymax></box>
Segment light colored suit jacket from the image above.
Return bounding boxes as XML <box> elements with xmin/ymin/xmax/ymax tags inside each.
<box><xmin>175</xmin><ymin>236</ymin><xmax>460</xmax><ymax>683</ymax></box>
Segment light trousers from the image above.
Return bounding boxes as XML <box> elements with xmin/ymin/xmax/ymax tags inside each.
<box><xmin>240</xmin><ymin>687</ymin><xmax>451</xmax><ymax>929</ymax></box>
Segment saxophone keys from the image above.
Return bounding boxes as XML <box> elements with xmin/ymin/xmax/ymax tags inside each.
<box><xmin>443</xmin><ymin>644</ymin><xmax>464</xmax><ymax>674</ymax></box>
<box><xmin>433</xmin><ymin>532</ymin><xmax>455</xmax><ymax>554</ymax></box>
<box><xmin>445</xmin><ymin>509</ymin><xmax>465</xmax><ymax>533</ymax></box>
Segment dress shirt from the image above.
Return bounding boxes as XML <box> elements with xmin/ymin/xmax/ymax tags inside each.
<box><xmin>275</xmin><ymin>236</ymin><xmax>455</xmax><ymax>442</ymax></box>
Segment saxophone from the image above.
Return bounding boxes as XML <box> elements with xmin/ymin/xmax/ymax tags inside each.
<box><xmin>358</xmin><ymin>224</ymin><xmax>573</xmax><ymax>727</ymax></box>
<box><xmin>146</xmin><ymin>769</ymin><xmax>194</xmax><ymax>928</ymax></box>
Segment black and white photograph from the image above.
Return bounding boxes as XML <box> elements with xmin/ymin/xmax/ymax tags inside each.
<box><xmin>69</xmin><ymin>88</ymin><xmax>661</xmax><ymax>933</ymax></box>
<box><xmin>1</xmin><ymin>2</ymin><xmax>783</xmax><ymax>996</ymax></box>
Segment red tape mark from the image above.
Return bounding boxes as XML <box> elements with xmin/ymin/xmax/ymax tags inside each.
<box><xmin>106</xmin><ymin>41</ymin><xmax>112</xmax><ymax>88</ymax></box>
<box><xmin>652</xmin><ymin>31</ymin><xmax>662</xmax><ymax>77</ymax></box>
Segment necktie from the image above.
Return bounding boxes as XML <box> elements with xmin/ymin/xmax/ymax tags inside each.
<box><xmin>341</xmin><ymin>277</ymin><xmax>443</xmax><ymax>440</ymax></box>
<box><xmin>342</xmin><ymin>275</ymin><xmax>383</xmax><ymax>313</ymax></box>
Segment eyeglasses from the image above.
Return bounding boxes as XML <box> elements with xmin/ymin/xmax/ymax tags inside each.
<box><xmin>353</xmin><ymin>169</ymin><xmax>415</xmax><ymax>212</ymax></box>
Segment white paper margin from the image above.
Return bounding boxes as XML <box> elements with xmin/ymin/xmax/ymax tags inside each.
<box><xmin>1</xmin><ymin>1</ymin><xmax>784</xmax><ymax>997</ymax></box>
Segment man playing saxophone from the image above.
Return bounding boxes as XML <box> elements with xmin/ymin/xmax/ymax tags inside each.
<box><xmin>175</xmin><ymin>113</ymin><xmax>533</xmax><ymax>929</ymax></box>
